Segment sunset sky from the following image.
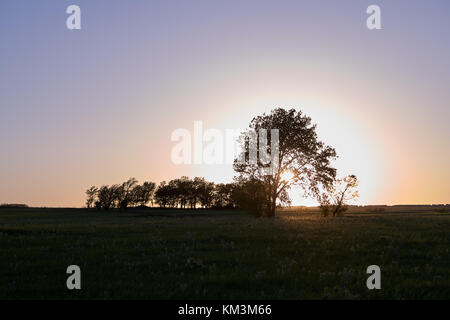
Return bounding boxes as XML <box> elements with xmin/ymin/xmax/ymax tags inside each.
<box><xmin>1</xmin><ymin>0</ymin><xmax>449</xmax><ymax>207</ymax></box>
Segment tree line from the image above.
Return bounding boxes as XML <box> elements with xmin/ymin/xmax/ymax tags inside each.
<box><xmin>85</xmin><ymin>108</ymin><xmax>360</xmax><ymax>217</ymax></box>
<box><xmin>86</xmin><ymin>177</ymin><xmax>244</xmax><ymax>211</ymax></box>
<box><xmin>86</xmin><ymin>174</ymin><xmax>358</xmax><ymax>217</ymax></box>
<box><xmin>85</xmin><ymin>178</ymin><xmax>156</xmax><ymax>211</ymax></box>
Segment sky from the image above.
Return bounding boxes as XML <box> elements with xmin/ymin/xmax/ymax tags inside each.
<box><xmin>1</xmin><ymin>0</ymin><xmax>449</xmax><ymax>207</ymax></box>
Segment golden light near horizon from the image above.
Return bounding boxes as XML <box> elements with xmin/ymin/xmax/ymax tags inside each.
<box><xmin>191</xmin><ymin>94</ymin><xmax>387</xmax><ymax>206</ymax></box>
<box><xmin>1</xmin><ymin>1</ymin><xmax>450</xmax><ymax>208</ymax></box>
<box><xmin>280</xmin><ymin>170</ymin><xmax>295</xmax><ymax>183</ymax></box>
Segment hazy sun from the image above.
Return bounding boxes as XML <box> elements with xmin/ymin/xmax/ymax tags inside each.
<box><xmin>281</xmin><ymin>170</ymin><xmax>295</xmax><ymax>182</ymax></box>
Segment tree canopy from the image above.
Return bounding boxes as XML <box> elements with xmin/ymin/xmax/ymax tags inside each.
<box><xmin>234</xmin><ymin>108</ymin><xmax>337</xmax><ymax>217</ymax></box>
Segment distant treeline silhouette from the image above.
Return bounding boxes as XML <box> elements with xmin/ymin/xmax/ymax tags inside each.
<box><xmin>86</xmin><ymin>177</ymin><xmax>242</xmax><ymax>211</ymax></box>
<box><xmin>0</xmin><ymin>203</ymin><xmax>29</xmax><ymax>208</ymax></box>
<box><xmin>86</xmin><ymin>108</ymin><xmax>362</xmax><ymax>217</ymax></box>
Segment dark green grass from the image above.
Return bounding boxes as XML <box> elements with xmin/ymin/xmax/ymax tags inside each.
<box><xmin>0</xmin><ymin>207</ymin><xmax>449</xmax><ymax>299</ymax></box>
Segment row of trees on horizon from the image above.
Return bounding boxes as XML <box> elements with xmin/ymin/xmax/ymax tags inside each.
<box><xmin>86</xmin><ymin>108</ymin><xmax>362</xmax><ymax>217</ymax></box>
<box><xmin>86</xmin><ymin>177</ymin><xmax>243</xmax><ymax>211</ymax></box>
<box><xmin>85</xmin><ymin>174</ymin><xmax>360</xmax><ymax>217</ymax></box>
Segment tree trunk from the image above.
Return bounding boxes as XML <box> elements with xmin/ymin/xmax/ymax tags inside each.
<box><xmin>268</xmin><ymin>197</ymin><xmax>276</xmax><ymax>217</ymax></box>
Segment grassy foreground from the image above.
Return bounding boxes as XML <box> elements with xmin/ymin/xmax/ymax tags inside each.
<box><xmin>0</xmin><ymin>207</ymin><xmax>449</xmax><ymax>299</ymax></box>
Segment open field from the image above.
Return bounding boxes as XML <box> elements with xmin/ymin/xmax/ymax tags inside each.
<box><xmin>1</xmin><ymin>207</ymin><xmax>449</xmax><ymax>299</ymax></box>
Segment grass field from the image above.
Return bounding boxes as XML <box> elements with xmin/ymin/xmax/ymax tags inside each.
<box><xmin>1</xmin><ymin>207</ymin><xmax>449</xmax><ymax>299</ymax></box>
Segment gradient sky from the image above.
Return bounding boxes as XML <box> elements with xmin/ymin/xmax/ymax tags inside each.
<box><xmin>1</xmin><ymin>0</ymin><xmax>449</xmax><ymax>207</ymax></box>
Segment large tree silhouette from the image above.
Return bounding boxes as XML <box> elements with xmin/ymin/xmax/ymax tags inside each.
<box><xmin>234</xmin><ymin>108</ymin><xmax>337</xmax><ymax>217</ymax></box>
